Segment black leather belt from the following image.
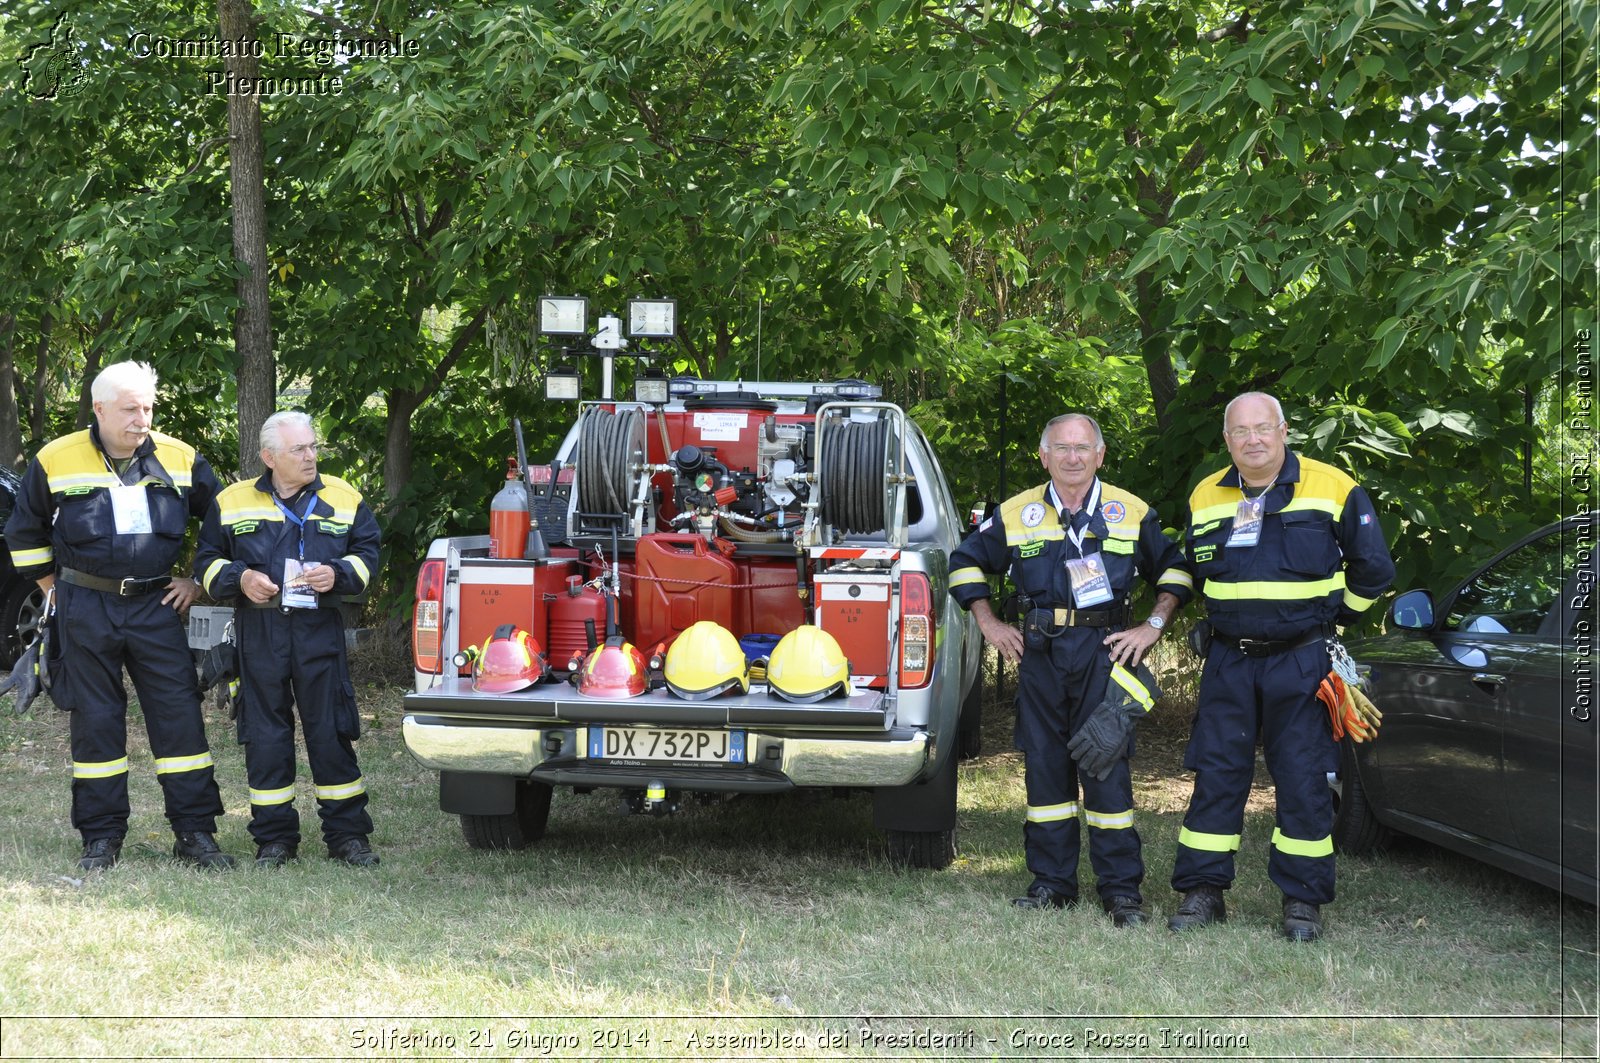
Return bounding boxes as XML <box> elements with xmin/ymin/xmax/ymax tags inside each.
<box><xmin>58</xmin><ymin>567</ymin><xmax>172</xmax><ymax>597</ymax></box>
<box><xmin>1027</xmin><ymin>605</ymin><xmax>1130</xmax><ymax>629</ymax></box>
<box><xmin>1211</xmin><ymin>625</ymin><xmax>1331</xmax><ymax>657</ymax></box>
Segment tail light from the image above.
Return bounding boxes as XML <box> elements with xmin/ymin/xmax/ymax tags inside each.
<box><xmin>898</xmin><ymin>571</ymin><xmax>935</xmax><ymax>689</ymax></box>
<box><xmin>412</xmin><ymin>559</ymin><xmax>445</xmax><ymax>674</ymax></box>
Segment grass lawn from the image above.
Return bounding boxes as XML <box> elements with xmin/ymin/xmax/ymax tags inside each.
<box><xmin>0</xmin><ymin>671</ymin><xmax>1594</xmax><ymax>1060</ymax></box>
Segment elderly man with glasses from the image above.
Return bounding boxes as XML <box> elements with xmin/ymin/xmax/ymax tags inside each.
<box><xmin>195</xmin><ymin>411</ymin><xmax>382</xmax><ymax>869</ymax></box>
<box><xmin>1167</xmin><ymin>392</ymin><xmax>1394</xmax><ymax>941</ymax></box>
<box><xmin>949</xmin><ymin>413</ymin><xmax>1192</xmax><ymax>925</ymax></box>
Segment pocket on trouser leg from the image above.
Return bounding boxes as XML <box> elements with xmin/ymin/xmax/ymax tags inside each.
<box><xmin>336</xmin><ymin>678</ymin><xmax>361</xmax><ymax>741</ymax></box>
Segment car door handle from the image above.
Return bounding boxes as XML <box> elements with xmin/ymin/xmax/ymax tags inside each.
<box><xmin>1471</xmin><ymin>672</ymin><xmax>1506</xmax><ymax>693</ymax></box>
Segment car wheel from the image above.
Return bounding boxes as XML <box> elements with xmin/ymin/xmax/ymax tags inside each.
<box><xmin>459</xmin><ymin>781</ymin><xmax>553</xmax><ymax>851</ymax></box>
<box><xmin>885</xmin><ymin>826</ymin><xmax>957</xmax><ymax>870</ymax></box>
<box><xmin>957</xmin><ymin>677</ymin><xmax>983</xmax><ymax>760</ymax></box>
<box><xmin>0</xmin><ymin>579</ymin><xmax>45</xmax><ymax>670</ymax></box>
<box><xmin>1330</xmin><ymin>739</ymin><xmax>1388</xmax><ymax>855</ymax></box>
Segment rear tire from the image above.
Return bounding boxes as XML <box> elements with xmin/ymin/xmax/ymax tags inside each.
<box><xmin>0</xmin><ymin>579</ymin><xmax>44</xmax><ymax>670</ymax></box>
<box><xmin>957</xmin><ymin>677</ymin><xmax>983</xmax><ymax>760</ymax></box>
<box><xmin>886</xmin><ymin>826</ymin><xmax>957</xmax><ymax>870</ymax></box>
<box><xmin>1331</xmin><ymin>740</ymin><xmax>1388</xmax><ymax>855</ymax></box>
<box><xmin>459</xmin><ymin>781</ymin><xmax>553</xmax><ymax>851</ymax></box>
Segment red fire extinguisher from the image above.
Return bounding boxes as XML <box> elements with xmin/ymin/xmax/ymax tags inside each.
<box><xmin>489</xmin><ymin>456</ymin><xmax>529</xmax><ymax>559</ymax></box>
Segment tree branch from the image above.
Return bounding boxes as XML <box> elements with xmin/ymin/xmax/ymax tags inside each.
<box><xmin>181</xmin><ymin>136</ymin><xmax>230</xmax><ymax>178</ymax></box>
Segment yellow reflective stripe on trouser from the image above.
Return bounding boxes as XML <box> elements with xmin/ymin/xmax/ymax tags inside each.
<box><xmin>1025</xmin><ymin>801</ymin><xmax>1080</xmax><ymax>823</ymax></box>
<box><xmin>1204</xmin><ymin>573</ymin><xmax>1345</xmax><ymax>602</ymax></box>
<box><xmin>1178</xmin><ymin>827</ymin><xmax>1241</xmax><ymax>852</ymax></box>
<box><xmin>949</xmin><ymin>566</ymin><xmax>987</xmax><ymax>588</ymax></box>
<box><xmin>1271</xmin><ymin>828</ymin><xmax>1334</xmax><ymax>858</ymax></box>
<box><xmin>1083</xmin><ymin>807</ymin><xmax>1135</xmax><ymax>829</ymax></box>
<box><xmin>1343</xmin><ymin>588</ymin><xmax>1377</xmax><ymax>612</ymax></box>
<box><xmin>316</xmin><ymin>777</ymin><xmax>367</xmax><ymax>801</ymax></box>
<box><xmin>73</xmin><ymin>757</ymin><xmax>129</xmax><ymax>779</ymax></box>
<box><xmin>1109</xmin><ymin>663</ymin><xmax>1154</xmax><ymax>711</ymax></box>
<box><xmin>250</xmin><ymin>784</ymin><xmax>296</xmax><ymax>806</ymax></box>
<box><xmin>154</xmin><ymin>752</ymin><xmax>214</xmax><ymax>775</ymax></box>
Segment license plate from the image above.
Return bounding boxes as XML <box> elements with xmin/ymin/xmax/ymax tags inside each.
<box><xmin>588</xmin><ymin>727</ymin><xmax>746</xmax><ymax>764</ymax></box>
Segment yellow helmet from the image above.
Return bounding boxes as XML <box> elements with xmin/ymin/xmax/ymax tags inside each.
<box><xmin>664</xmin><ymin>621</ymin><xmax>749</xmax><ymax>701</ymax></box>
<box><xmin>766</xmin><ymin>625</ymin><xmax>852</xmax><ymax>704</ymax></box>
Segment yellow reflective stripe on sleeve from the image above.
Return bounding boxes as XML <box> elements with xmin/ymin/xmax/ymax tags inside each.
<box><xmin>153</xmin><ymin>752</ymin><xmax>214</xmax><ymax>775</ymax></box>
<box><xmin>949</xmin><ymin>567</ymin><xmax>987</xmax><ymax>587</ymax></box>
<box><xmin>1099</xmin><ymin>537</ymin><xmax>1135</xmax><ymax>555</ymax></box>
<box><xmin>1271</xmin><ymin>828</ymin><xmax>1334</xmax><ymax>858</ymax></box>
<box><xmin>316</xmin><ymin>777</ymin><xmax>367</xmax><ymax>801</ymax></box>
<box><xmin>1343</xmin><ymin>589</ymin><xmax>1377</xmax><ymax>612</ymax></box>
<box><xmin>1204</xmin><ymin>573</ymin><xmax>1346</xmax><ymax>601</ymax></box>
<box><xmin>1083</xmin><ymin>807</ymin><xmax>1135</xmax><ymax>830</ymax></box>
<box><xmin>1025</xmin><ymin>801</ymin><xmax>1080</xmax><ymax>823</ymax></box>
<box><xmin>250</xmin><ymin>784</ymin><xmax>296</xmax><ymax>806</ymax></box>
<box><xmin>73</xmin><ymin>757</ymin><xmax>130</xmax><ymax>780</ymax></box>
<box><xmin>1158</xmin><ymin>567</ymin><xmax>1194</xmax><ymax>590</ymax></box>
<box><xmin>202</xmin><ymin>558</ymin><xmax>229</xmax><ymax>595</ymax></box>
<box><xmin>1178</xmin><ymin>827</ymin><xmax>1241</xmax><ymax>852</ymax></box>
<box><xmin>342</xmin><ymin>555</ymin><xmax>371</xmax><ymax>587</ymax></box>
<box><xmin>10</xmin><ymin>546</ymin><xmax>52</xmax><ymax>568</ymax></box>
<box><xmin>1109</xmin><ymin>663</ymin><xmax>1154</xmax><ymax>711</ymax></box>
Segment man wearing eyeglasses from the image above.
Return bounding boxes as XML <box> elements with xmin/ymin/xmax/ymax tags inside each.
<box><xmin>1167</xmin><ymin>392</ymin><xmax>1393</xmax><ymax>941</ymax></box>
<box><xmin>195</xmin><ymin>411</ymin><xmax>382</xmax><ymax>869</ymax></box>
<box><xmin>949</xmin><ymin>413</ymin><xmax>1192</xmax><ymax>925</ymax></box>
<box><xmin>5</xmin><ymin>360</ymin><xmax>232</xmax><ymax>872</ymax></box>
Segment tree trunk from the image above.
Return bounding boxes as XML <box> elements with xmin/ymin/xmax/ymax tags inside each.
<box><xmin>1134</xmin><ymin>267</ymin><xmax>1179</xmax><ymax>430</ymax></box>
<box><xmin>29</xmin><ymin>310</ymin><xmax>50</xmax><ymax>444</ymax></box>
<box><xmin>75</xmin><ymin>310</ymin><xmax>113</xmax><ymax>429</ymax></box>
<box><xmin>383</xmin><ymin>390</ymin><xmax>422</xmax><ymax>505</ymax></box>
<box><xmin>219</xmin><ymin>0</ymin><xmax>274</xmax><ymax>477</ymax></box>
<box><xmin>0</xmin><ymin>314</ymin><xmax>20</xmax><ymax>466</ymax></box>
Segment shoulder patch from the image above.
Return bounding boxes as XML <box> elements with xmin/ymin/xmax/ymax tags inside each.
<box><xmin>1101</xmin><ymin>500</ymin><xmax>1126</xmax><ymax>524</ymax></box>
<box><xmin>1020</xmin><ymin>501</ymin><xmax>1047</xmax><ymax>528</ymax></box>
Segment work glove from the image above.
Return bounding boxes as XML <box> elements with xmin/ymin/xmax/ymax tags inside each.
<box><xmin>1068</xmin><ymin>661</ymin><xmax>1162</xmax><ymax>781</ymax></box>
<box><xmin>0</xmin><ymin>642</ymin><xmax>42</xmax><ymax>715</ymax></box>
<box><xmin>1316</xmin><ymin>672</ymin><xmax>1383</xmax><ymax>742</ymax></box>
<box><xmin>198</xmin><ymin>621</ymin><xmax>240</xmax><ymax>718</ymax></box>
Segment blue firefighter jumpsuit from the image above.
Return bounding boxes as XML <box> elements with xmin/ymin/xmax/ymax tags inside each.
<box><xmin>4</xmin><ymin>427</ymin><xmax>225</xmax><ymax>843</ymax></box>
<box><xmin>1173</xmin><ymin>449</ymin><xmax>1394</xmax><ymax>905</ymax></box>
<box><xmin>950</xmin><ymin>478</ymin><xmax>1192</xmax><ymax>904</ymax></box>
<box><xmin>194</xmin><ymin>472</ymin><xmax>380</xmax><ymax>852</ymax></box>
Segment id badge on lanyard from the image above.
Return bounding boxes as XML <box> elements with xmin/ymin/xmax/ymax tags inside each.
<box><xmin>108</xmin><ymin>484</ymin><xmax>153</xmax><ymax>534</ymax></box>
<box><xmin>1065</xmin><ymin>553</ymin><xmax>1114</xmax><ymax>607</ymax></box>
<box><xmin>275</xmin><ymin>492</ymin><xmax>320</xmax><ymax>609</ymax></box>
<box><xmin>1227</xmin><ymin>495</ymin><xmax>1265</xmax><ymax>548</ymax></box>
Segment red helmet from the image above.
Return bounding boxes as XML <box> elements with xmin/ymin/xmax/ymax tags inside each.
<box><xmin>472</xmin><ymin>625</ymin><xmax>547</xmax><ymax>693</ymax></box>
<box><xmin>576</xmin><ymin>639</ymin><xmax>649</xmax><ymax>698</ymax></box>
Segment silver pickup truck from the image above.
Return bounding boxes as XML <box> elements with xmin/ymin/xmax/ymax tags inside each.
<box><xmin>402</xmin><ymin>379</ymin><xmax>983</xmax><ymax>867</ymax></box>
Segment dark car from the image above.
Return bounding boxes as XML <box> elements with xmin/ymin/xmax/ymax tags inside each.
<box><xmin>0</xmin><ymin>464</ymin><xmax>46</xmax><ymax>669</ymax></box>
<box><xmin>1333</xmin><ymin>515</ymin><xmax>1597</xmax><ymax>904</ymax></box>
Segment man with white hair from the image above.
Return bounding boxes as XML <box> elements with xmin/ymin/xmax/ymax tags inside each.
<box><xmin>5</xmin><ymin>360</ymin><xmax>231</xmax><ymax>870</ymax></box>
<box><xmin>195</xmin><ymin>411</ymin><xmax>381</xmax><ymax>868</ymax></box>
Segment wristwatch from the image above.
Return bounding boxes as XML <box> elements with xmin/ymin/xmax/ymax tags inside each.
<box><xmin>1146</xmin><ymin>615</ymin><xmax>1166</xmax><ymax>632</ymax></box>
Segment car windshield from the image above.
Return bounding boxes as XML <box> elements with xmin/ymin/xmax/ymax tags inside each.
<box><xmin>1446</xmin><ymin>524</ymin><xmax>1586</xmax><ymax>636</ymax></box>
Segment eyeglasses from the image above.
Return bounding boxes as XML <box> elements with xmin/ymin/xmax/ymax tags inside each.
<box><xmin>285</xmin><ymin>443</ymin><xmax>320</xmax><ymax>457</ymax></box>
<box><xmin>1045</xmin><ymin>444</ymin><xmax>1098</xmax><ymax>458</ymax></box>
<box><xmin>1224</xmin><ymin>422</ymin><xmax>1284</xmax><ymax>442</ymax></box>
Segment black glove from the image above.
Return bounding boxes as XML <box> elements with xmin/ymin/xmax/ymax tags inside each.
<box><xmin>198</xmin><ymin>634</ymin><xmax>241</xmax><ymax>718</ymax></box>
<box><xmin>0</xmin><ymin>642</ymin><xmax>42</xmax><ymax>716</ymax></box>
<box><xmin>1067</xmin><ymin>661</ymin><xmax>1163</xmax><ymax>781</ymax></box>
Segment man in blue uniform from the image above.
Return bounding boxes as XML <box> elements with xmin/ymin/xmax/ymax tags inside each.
<box><xmin>1168</xmin><ymin>392</ymin><xmax>1395</xmax><ymax>941</ymax></box>
<box><xmin>195</xmin><ymin>411</ymin><xmax>382</xmax><ymax>868</ymax></box>
<box><xmin>5</xmin><ymin>360</ymin><xmax>231</xmax><ymax>871</ymax></box>
<box><xmin>949</xmin><ymin>414</ymin><xmax>1192</xmax><ymax>925</ymax></box>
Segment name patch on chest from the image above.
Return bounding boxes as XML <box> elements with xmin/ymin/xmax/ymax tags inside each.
<box><xmin>1018</xmin><ymin>540</ymin><xmax>1045</xmax><ymax>559</ymax></box>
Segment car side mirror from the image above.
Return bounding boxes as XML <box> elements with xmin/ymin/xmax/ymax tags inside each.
<box><xmin>1390</xmin><ymin>589</ymin><xmax>1434</xmax><ymax>630</ymax></box>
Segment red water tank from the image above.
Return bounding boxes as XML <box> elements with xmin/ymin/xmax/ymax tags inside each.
<box><xmin>549</xmin><ymin>576</ymin><xmax>606</xmax><ymax>668</ymax></box>
<box><xmin>633</xmin><ymin>533</ymin><xmax>738</xmax><ymax>651</ymax></box>
<box><xmin>489</xmin><ymin>457</ymin><xmax>529</xmax><ymax>559</ymax></box>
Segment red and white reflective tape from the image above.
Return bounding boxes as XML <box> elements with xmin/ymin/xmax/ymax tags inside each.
<box><xmin>808</xmin><ymin>547</ymin><xmax>901</xmax><ymax>560</ymax></box>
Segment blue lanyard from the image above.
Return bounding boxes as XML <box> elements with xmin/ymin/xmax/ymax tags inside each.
<box><xmin>273</xmin><ymin>492</ymin><xmax>318</xmax><ymax>561</ymax></box>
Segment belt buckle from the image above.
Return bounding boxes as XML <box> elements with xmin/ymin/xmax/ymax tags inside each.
<box><xmin>1236</xmin><ymin>637</ymin><xmax>1271</xmax><ymax>657</ymax></box>
<box><xmin>118</xmin><ymin>576</ymin><xmax>139</xmax><ymax>596</ymax></box>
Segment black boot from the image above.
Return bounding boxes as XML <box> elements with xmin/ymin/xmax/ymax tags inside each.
<box><xmin>1166</xmin><ymin>885</ymin><xmax>1227</xmax><ymax>931</ymax></box>
<box><xmin>173</xmin><ymin>831</ymin><xmax>235</xmax><ymax>870</ymax></box>
<box><xmin>79</xmin><ymin>837</ymin><xmax>123</xmax><ymax>872</ymax></box>
<box><xmin>1282</xmin><ymin>897</ymin><xmax>1323</xmax><ymax>941</ymax></box>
